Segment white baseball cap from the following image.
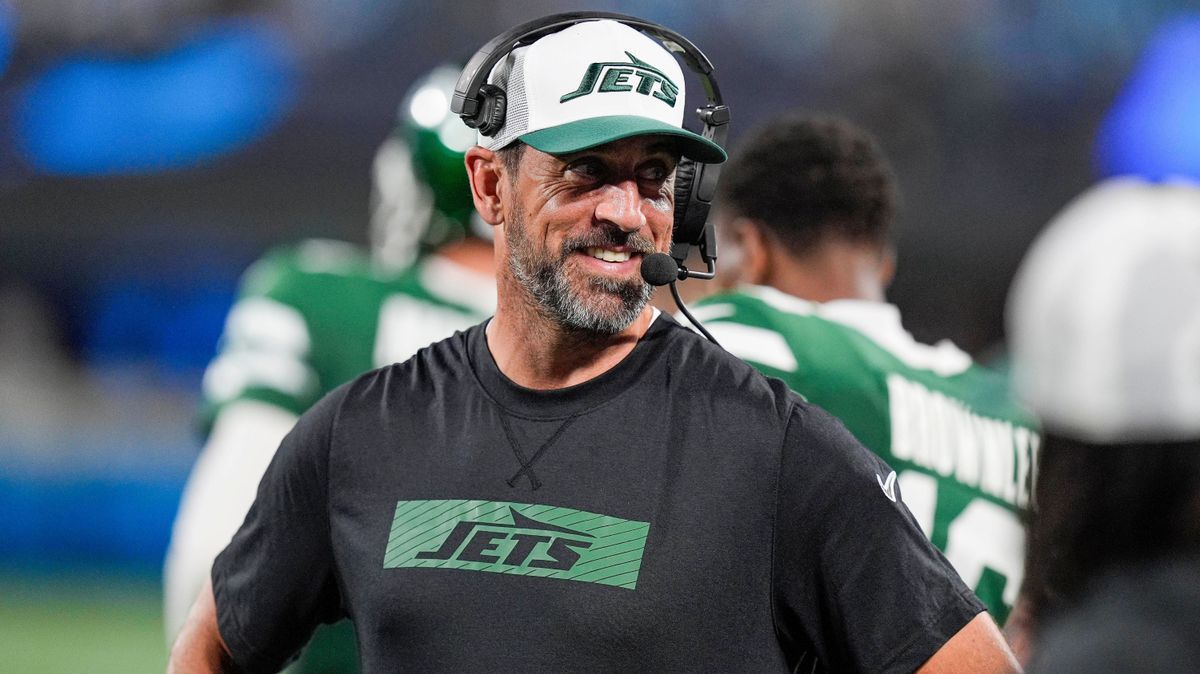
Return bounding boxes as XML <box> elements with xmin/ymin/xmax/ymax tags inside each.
<box><xmin>1007</xmin><ymin>177</ymin><xmax>1200</xmax><ymax>442</ymax></box>
<box><xmin>477</xmin><ymin>19</ymin><xmax>726</xmax><ymax>164</ymax></box>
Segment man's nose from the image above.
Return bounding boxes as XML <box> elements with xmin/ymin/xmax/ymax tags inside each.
<box><xmin>593</xmin><ymin>180</ymin><xmax>647</xmax><ymax>233</ymax></box>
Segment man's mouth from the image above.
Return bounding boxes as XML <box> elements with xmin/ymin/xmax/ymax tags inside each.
<box><xmin>584</xmin><ymin>247</ymin><xmax>633</xmax><ymax>263</ymax></box>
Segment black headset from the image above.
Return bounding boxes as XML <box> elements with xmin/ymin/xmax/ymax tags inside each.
<box><xmin>451</xmin><ymin>11</ymin><xmax>731</xmax><ymax>277</ymax></box>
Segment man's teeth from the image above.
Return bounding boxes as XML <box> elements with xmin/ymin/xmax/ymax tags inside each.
<box><xmin>586</xmin><ymin>247</ymin><xmax>631</xmax><ymax>263</ymax></box>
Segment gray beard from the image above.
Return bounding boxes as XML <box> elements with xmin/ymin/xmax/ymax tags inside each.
<box><xmin>505</xmin><ymin>206</ymin><xmax>654</xmax><ymax>336</ymax></box>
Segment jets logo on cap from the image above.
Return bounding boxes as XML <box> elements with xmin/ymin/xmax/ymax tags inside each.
<box><xmin>560</xmin><ymin>52</ymin><xmax>679</xmax><ymax>107</ymax></box>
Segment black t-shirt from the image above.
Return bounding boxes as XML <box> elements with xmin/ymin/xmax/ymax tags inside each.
<box><xmin>213</xmin><ymin>314</ymin><xmax>983</xmax><ymax>673</ymax></box>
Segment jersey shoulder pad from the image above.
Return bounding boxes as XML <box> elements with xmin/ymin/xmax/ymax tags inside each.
<box><xmin>694</xmin><ymin>288</ymin><xmax>866</xmax><ymax>376</ymax></box>
<box><xmin>239</xmin><ymin>239</ymin><xmax>374</xmax><ymax>304</ymax></box>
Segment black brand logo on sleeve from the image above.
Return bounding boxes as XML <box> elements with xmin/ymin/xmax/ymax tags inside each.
<box><xmin>383</xmin><ymin>500</ymin><xmax>650</xmax><ymax>589</ymax></box>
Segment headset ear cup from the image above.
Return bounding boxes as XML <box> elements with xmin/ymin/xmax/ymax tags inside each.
<box><xmin>673</xmin><ymin>158</ymin><xmax>698</xmax><ymax>242</ymax></box>
<box><xmin>476</xmin><ymin>84</ymin><xmax>507</xmax><ymax>136</ymax></box>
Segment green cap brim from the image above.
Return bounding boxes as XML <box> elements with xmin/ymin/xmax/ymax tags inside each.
<box><xmin>520</xmin><ymin>115</ymin><xmax>727</xmax><ymax>163</ymax></box>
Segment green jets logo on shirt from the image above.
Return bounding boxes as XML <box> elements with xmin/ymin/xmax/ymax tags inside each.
<box><xmin>560</xmin><ymin>52</ymin><xmax>678</xmax><ymax>107</ymax></box>
<box><xmin>383</xmin><ymin>500</ymin><xmax>651</xmax><ymax>590</ymax></box>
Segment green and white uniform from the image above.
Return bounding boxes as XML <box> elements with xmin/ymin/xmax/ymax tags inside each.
<box><xmin>694</xmin><ymin>285</ymin><xmax>1038</xmax><ymax>624</ymax></box>
<box><xmin>167</xmin><ymin>63</ymin><xmax>488</xmax><ymax>670</ymax></box>
<box><xmin>202</xmin><ymin>238</ymin><xmax>495</xmax><ymax>421</ymax></box>
<box><xmin>171</xmin><ymin>239</ymin><xmax>493</xmax><ymax>671</ymax></box>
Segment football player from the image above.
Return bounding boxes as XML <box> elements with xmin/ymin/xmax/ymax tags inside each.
<box><xmin>163</xmin><ymin>64</ymin><xmax>495</xmax><ymax>670</ymax></box>
<box><xmin>691</xmin><ymin>112</ymin><xmax>1039</xmax><ymax>626</ymax></box>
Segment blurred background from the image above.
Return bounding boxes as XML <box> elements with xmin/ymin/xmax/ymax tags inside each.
<box><xmin>1</xmin><ymin>0</ymin><xmax>1197</xmax><ymax>670</ymax></box>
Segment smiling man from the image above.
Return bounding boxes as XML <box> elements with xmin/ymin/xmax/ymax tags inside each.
<box><xmin>498</xmin><ymin>138</ymin><xmax>670</xmax><ymax>336</ymax></box>
<box><xmin>169</xmin><ymin>16</ymin><xmax>1017</xmax><ymax>673</ymax></box>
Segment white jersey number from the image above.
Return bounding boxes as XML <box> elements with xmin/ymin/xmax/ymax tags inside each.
<box><xmin>898</xmin><ymin>470</ymin><xmax>1025</xmax><ymax>611</ymax></box>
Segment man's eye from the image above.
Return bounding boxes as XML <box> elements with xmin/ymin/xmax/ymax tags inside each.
<box><xmin>638</xmin><ymin>165</ymin><xmax>669</xmax><ymax>183</ymax></box>
<box><xmin>568</xmin><ymin>159</ymin><xmax>604</xmax><ymax>180</ymax></box>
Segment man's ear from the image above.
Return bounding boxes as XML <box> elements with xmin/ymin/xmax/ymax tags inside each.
<box><xmin>878</xmin><ymin>244</ymin><xmax>897</xmax><ymax>290</ymax></box>
<box><xmin>465</xmin><ymin>146</ymin><xmax>505</xmax><ymax>226</ymax></box>
<box><xmin>737</xmin><ymin>219</ymin><xmax>772</xmax><ymax>286</ymax></box>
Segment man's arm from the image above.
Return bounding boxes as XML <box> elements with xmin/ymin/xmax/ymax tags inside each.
<box><xmin>178</xmin><ymin>381</ymin><xmax>346</xmax><ymax>672</ymax></box>
<box><xmin>163</xmin><ymin>400</ymin><xmax>299</xmax><ymax>643</ymax></box>
<box><xmin>773</xmin><ymin>403</ymin><xmax>1011</xmax><ymax>671</ymax></box>
<box><xmin>168</xmin><ymin>579</ymin><xmax>244</xmax><ymax>674</ymax></box>
<box><xmin>917</xmin><ymin>613</ymin><xmax>1022</xmax><ymax>673</ymax></box>
<box><xmin>1002</xmin><ymin>590</ymin><xmax>1036</xmax><ymax>666</ymax></box>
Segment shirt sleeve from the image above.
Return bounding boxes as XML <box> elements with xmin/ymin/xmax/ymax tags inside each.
<box><xmin>772</xmin><ymin>401</ymin><xmax>985</xmax><ymax>673</ymax></box>
<box><xmin>199</xmin><ymin>251</ymin><xmax>324</xmax><ymax>430</ymax></box>
<box><xmin>211</xmin><ymin>384</ymin><xmax>348</xmax><ymax>673</ymax></box>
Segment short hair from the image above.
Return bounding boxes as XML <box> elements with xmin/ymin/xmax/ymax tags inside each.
<box><xmin>717</xmin><ymin>113</ymin><xmax>897</xmax><ymax>254</ymax></box>
<box><xmin>496</xmin><ymin>141</ymin><xmax>525</xmax><ymax>180</ymax></box>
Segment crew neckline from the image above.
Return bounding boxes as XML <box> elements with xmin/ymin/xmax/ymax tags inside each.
<box><xmin>468</xmin><ymin>313</ymin><xmax>675</xmax><ymax>419</ymax></box>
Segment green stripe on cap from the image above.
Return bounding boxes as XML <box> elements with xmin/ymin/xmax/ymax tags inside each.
<box><xmin>520</xmin><ymin>115</ymin><xmax>726</xmax><ymax>163</ymax></box>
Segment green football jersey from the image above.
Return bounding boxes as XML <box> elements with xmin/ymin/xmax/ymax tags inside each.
<box><xmin>202</xmin><ymin>238</ymin><xmax>495</xmax><ymax>421</ymax></box>
<box><xmin>695</xmin><ymin>285</ymin><xmax>1038</xmax><ymax>624</ymax></box>
<box><xmin>198</xmin><ymin>239</ymin><xmax>493</xmax><ymax>672</ymax></box>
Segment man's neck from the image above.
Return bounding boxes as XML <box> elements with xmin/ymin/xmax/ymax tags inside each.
<box><xmin>764</xmin><ymin>242</ymin><xmax>887</xmax><ymax>304</ymax></box>
<box><xmin>486</xmin><ymin>276</ymin><xmax>654</xmax><ymax>390</ymax></box>
<box><xmin>435</xmin><ymin>237</ymin><xmax>496</xmax><ymax>276</ymax></box>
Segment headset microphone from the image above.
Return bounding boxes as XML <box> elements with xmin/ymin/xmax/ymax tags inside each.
<box><xmin>640</xmin><ymin>252</ymin><xmax>680</xmax><ymax>287</ymax></box>
<box><xmin>640</xmin><ymin>253</ymin><xmax>720</xmax><ymax>345</ymax></box>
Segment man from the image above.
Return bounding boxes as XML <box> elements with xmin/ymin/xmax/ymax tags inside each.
<box><xmin>1006</xmin><ymin>178</ymin><xmax>1200</xmax><ymax>663</ymax></box>
<box><xmin>171</xmin><ymin>18</ymin><xmax>1017</xmax><ymax>672</ymax></box>
<box><xmin>163</xmin><ymin>64</ymin><xmax>495</xmax><ymax>667</ymax></box>
<box><xmin>692</xmin><ymin>113</ymin><xmax>1039</xmax><ymax>626</ymax></box>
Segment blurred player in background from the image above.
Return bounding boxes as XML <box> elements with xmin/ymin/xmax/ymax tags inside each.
<box><xmin>692</xmin><ymin>112</ymin><xmax>1039</xmax><ymax>626</ymax></box>
<box><xmin>1006</xmin><ymin>177</ymin><xmax>1200</xmax><ymax>666</ymax></box>
<box><xmin>163</xmin><ymin>64</ymin><xmax>496</xmax><ymax>670</ymax></box>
